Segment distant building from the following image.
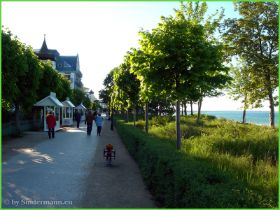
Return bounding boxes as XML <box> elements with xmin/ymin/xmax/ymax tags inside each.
<box><xmin>84</xmin><ymin>87</ymin><xmax>97</xmax><ymax>102</ymax></box>
<box><xmin>34</xmin><ymin>35</ymin><xmax>83</xmax><ymax>89</ymax></box>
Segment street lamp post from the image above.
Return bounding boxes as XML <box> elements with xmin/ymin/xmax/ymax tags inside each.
<box><xmin>111</xmin><ymin>113</ymin><xmax>114</xmax><ymax>131</ymax></box>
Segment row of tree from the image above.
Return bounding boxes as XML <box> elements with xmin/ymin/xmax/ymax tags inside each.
<box><xmin>99</xmin><ymin>2</ymin><xmax>278</xmax><ymax>149</ymax></box>
<box><xmin>224</xmin><ymin>2</ymin><xmax>278</xmax><ymax>125</ymax></box>
<box><xmin>2</xmin><ymin>28</ymin><xmax>95</xmax><ymax>133</ymax></box>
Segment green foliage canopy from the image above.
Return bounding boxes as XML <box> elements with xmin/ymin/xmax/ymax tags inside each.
<box><xmin>222</xmin><ymin>2</ymin><xmax>278</xmax><ymax>126</ymax></box>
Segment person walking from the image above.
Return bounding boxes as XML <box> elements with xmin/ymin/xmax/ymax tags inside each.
<box><xmin>46</xmin><ymin>111</ymin><xmax>56</xmax><ymax>139</ymax></box>
<box><xmin>95</xmin><ymin>113</ymin><xmax>103</xmax><ymax>136</ymax></box>
<box><xmin>85</xmin><ymin>110</ymin><xmax>94</xmax><ymax>135</ymax></box>
<box><xmin>75</xmin><ymin>111</ymin><xmax>81</xmax><ymax>128</ymax></box>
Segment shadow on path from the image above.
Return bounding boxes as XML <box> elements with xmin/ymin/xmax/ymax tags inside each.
<box><xmin>2</xmin><ymin>121</ymin><xmax>155</xmax><ymax>208</ymax></box>
<box><xmin>80</xmin><ymin>120</ymin><xmax>156</xmax><ymax>208</ymax></box>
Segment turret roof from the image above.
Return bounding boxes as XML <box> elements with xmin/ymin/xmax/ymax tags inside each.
<box><xmin>35</xmin><ymin>35</ymin><xmax>60</xmax><ymax>61</ymax></box>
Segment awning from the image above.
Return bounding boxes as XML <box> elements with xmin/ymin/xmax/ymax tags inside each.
<box><xmin>34</xmin><ymin>92</ymin><xmax>64</xmax><ymax>107</ymax></box>
<box><xmin>75</xmin><ymin>103</ymin><xmax>87</xmax><ymax>110</ymax></box>
<box><xmin>62</xmin><ymin>98</ymin><xmax>75</xmax><ymax>108</ymax></box>
<box><xmin>63</xmin><ymin>100</ymin><xmax>75</xmax><ymax>108</ymax></box>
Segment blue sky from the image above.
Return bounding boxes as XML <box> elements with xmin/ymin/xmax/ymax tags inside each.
<box><xmin>2</xmin><ymin>1</ymin><xmax>274</xmax><ymax>111</ymax></box>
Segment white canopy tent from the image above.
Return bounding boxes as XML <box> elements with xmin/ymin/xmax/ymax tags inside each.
<box><xmin>62</xmin><ymin>98</ymin><xmax>75</xmax><ymax>126</ymax></box>
<box><xmin>34</xmin><ymin>92</ymin><xmax>63</xmax><ymax>131</ymax></box>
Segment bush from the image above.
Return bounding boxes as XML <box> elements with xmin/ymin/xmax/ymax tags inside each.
<box><xmin>115</xmin><ymin>118</ymin><xmax>277</xmax><ymax>208</ymax></box>
<box><xmin>150</xmin><ymin>115</ymin><xmax>174</xmax><ymax>127</ymax></box>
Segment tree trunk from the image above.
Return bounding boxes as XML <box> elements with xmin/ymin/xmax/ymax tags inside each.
<box><xmin>268</xmin><ymin>91</ymin><xmax>275</xmax><ymax>127</ymax></box>
<box><xmin>181</xmin><ymin>103</ymin><xmax>184</xmax><ymax>115</ymax></box>
<box><xmin>190</xmin><ymin>101</ymin><xmax>193</xmax><ymax>115</ymax></box>
<box><xmin>184</xmin><ymin>102</ymin><xmax>187</xmax><ymax>116</ymax></box>
<box><xmin>242</xmin><ymin>109</ymin><xmax>246</xmax><ymax>124</ymax></box>
<box><xmin>110</xmin><ymin>109</ymin><xmax>114</xmax><ymax>131</ymax></box>
<box><xmin>108</xmin><ymin>101</ymin><xmax>111</xmax><ymax>117</ymax></box>
<box><xmin>196</xmin><ymin>98</ymin><xmax>203</xmax><ymax>124</ymax></box>
<box><xmin>176</xmin><ymin>100</ymin><xmax>181</xmax><ymax>150</ymax></box>
<box><xmin>265</xmin><ymin>72</ymin><xmax>275</xmax><ymax>127</ymax></box>
<box><xmin>126</xmin><ymin>109</ymin><xmax>129</xmax><ymax>122</ymax></box>
<box><xmin>32</xmin><ymin>108</ymin><xmax>38</xmax><ymax>130</ymax></box>
<box><xmin>15</xmin><ymin>104</ymin><xmax>21</xmax><ymax>135</ymax></box>
<box><xmin>122</xmin><ymin>110</ymin><xmax>125</xmax><ymax>120</ymax></box>
<box><xmin>145</xmin><ymin>103</ymin><xmax>149</xmax><ymax>133</ymax></box>
<box><xmin>133</xmin><ymin>108</ymin><xmax>136</xmax><ymax>127</ymax></box>
<box><xmin>242</xmin><ymin>95</ymin><xmax>247</xmax><ymax>124</ymax></box>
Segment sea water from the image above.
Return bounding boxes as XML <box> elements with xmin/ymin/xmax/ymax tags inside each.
<box><xmin>197</xmin><ymin>111</ymin><xmax>278</xmax><ymax>126</ymax></box>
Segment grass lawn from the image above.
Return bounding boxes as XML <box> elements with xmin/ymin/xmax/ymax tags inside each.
<box><xmin>116</xmin><ymin>114</ymin><xmax>278</xmax><ymax>207</ymax></box>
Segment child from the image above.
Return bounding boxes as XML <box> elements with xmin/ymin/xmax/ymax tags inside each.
<box><xmin>95</xmin><ymin>113</ymin><xmax>103</xmax><ymax>136</ymax></box>
<box><xmin>105</xmin><ymin>144</ymin><xmax>113</xmax><ymax>159</ymax></box>
<box><xmin>104</xmin><ymin>144</ymin><xmax>114</xmax><ymax>166</ymax></box>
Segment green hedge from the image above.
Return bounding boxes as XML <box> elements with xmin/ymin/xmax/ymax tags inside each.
<box><xmin>115</xmin><ymin>119</ymin><xmax>276</xmax><ymax>208</ymax></box>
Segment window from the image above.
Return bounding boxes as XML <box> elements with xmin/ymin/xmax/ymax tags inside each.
<box><xmin>66</xmin><ymin>107</ymin><xmax>71</xmax><ymax>118</ymax></box>
<box><xmin>64</xmin><ymin>74</ymin><xmax>71</xmax><ymax>80</ymax></box>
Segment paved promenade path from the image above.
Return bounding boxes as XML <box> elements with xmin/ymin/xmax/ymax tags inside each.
<box><xmin>2</xmin><ymin>120</ymin><xmax>156</xmax><ymax>208</ymax></box>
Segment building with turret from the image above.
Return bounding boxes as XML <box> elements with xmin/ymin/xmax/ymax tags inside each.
<box><xmin>34</xmin><ymin>36</ymin><xmax>83</xmax><ymax>89</ymax></box>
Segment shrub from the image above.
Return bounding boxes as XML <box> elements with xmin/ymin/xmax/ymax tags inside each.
<box><xmin>150</xmin><ymin>115</ymin><xmax>174</xmax><ymax>127</ymax></box>
<box><xmin>115</xmin><ymin>117</ymin><xmax>278</xmax><ymax>208</ymax></box>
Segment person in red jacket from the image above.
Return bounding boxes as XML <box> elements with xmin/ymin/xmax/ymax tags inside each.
<box><xmin>46</xmin><ymin>111</ymin><xmax>56</xmax><ymax>139</ymax></box>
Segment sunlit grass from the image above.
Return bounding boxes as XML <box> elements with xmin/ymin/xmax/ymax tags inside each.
<box><xmin>148</xmin><ymin>115</ymin><xmax>278</xmax><ymax>194</ymax></box>
<box><xmin>122</xmin><ymin>114</ymin><xmax>278</xmax><ymax>207</ymax></box>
